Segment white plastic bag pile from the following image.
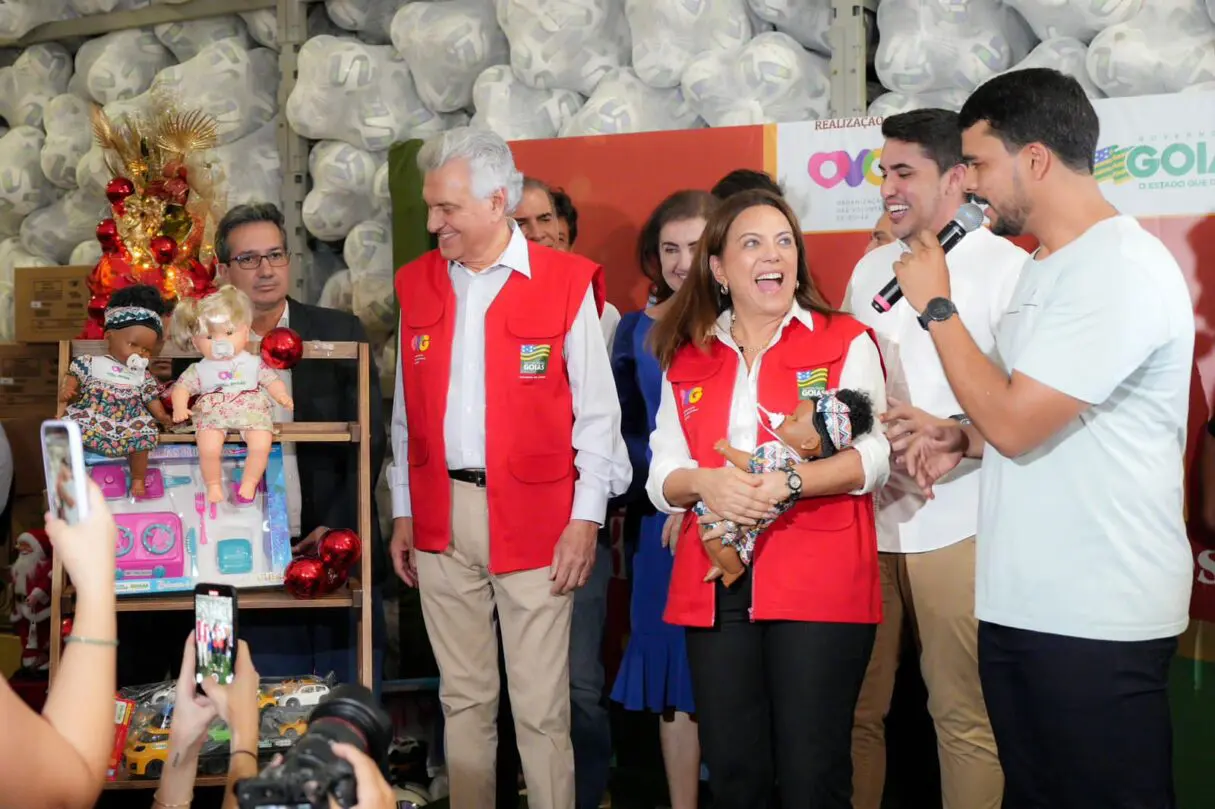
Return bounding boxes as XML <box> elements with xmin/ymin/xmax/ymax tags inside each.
<box><xmin>873</xmin><ymin>0</ymin><xmax>1215</xmax><ymax>114</ymax></box>
<box><xmin>0</xmin><ymin>14</ymin><xmax>286</xmax><ymax>340</ymax></box>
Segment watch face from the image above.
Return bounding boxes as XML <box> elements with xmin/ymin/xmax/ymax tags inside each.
<box><xmin>788</xmin><ymin>472</ymin><xmax>802</xmax><ymax>490</ymax></box>
<box><xmin>928</xmin><ymin>298</ymin><xmax>955</xmax><ymax>321</ymax></box>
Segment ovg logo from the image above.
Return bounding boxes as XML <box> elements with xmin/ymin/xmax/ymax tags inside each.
<box><xmin>411</xmin><ymin>334</ymin><xmax>429</xmax><ymax>364</ymax></box>
<box><xmin>806</xmin><ymin>148</ymin><xmax>883</xmax><ymax>189</ymax></box>
<box><xmin>681</xmin><ymin>386</ymin><xmax>703</xmax><ymax>417</ymax></box>
<box><xmin>519</xmin><ymin>344</ymin><xmax>551</xmax><ymax>376</ymax></box>
<box><xmin>1095</xmin><ymin>139</ymin><xmax>1214</xmax><ymax>189</ymax></box>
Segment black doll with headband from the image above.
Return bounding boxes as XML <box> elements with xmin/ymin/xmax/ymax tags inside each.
<box><xmin>694</xmin><ymin>388</ymin><xmax>875</xmax><ymax>586</ymax></box>
<box><xmin>59</xmin><ymin>284</ymin><xmax>173</xmax><ymax>497</ymax></box>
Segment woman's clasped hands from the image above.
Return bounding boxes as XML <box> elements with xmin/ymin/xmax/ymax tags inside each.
<box><xmin>695</xmin><ymin>466</ymin><xmax>790</xmax><ymax>529</ymax></box>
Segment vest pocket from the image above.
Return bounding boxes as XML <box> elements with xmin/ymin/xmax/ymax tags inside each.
<box><xmin>508</xmin><ymin>452</ymin><xmax>574</xmax><ymax>484</ymax></box>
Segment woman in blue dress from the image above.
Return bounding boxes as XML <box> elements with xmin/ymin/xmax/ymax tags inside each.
<box><xmin>610</xmin><ymin>189</ymin><xmax>716</xmax><ymax>809</ymax></box>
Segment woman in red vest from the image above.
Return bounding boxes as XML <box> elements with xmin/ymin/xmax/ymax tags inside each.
<box><xmin>647</xmin><ymin>189</ymin><xmax>890</xmax><ymax>808</ymax></box>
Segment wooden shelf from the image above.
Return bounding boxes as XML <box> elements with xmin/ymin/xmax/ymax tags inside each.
<box><xmin>68</xmin><ymin>340</ymin><xmax>360</xmax><ymax>361</ymax></box>
<box><xmin>382</xmin><ymin>677</ymin><xmax>440</xmax><ymax>694</ymax></box>
<box><xmin>50</xmin><ymin>338</ymin><xmax>377</xmax><ymax>691</ymax></box>
<box><xmin>62</xmin><ymin>582</ymin><xmax>362</xmax><ymax>613</ymax></box>
<box><xmin>158</xmin><ymin>421</ymin><xmax>358</xmax><ymax>444</ymax></box>
<box><xmin>104</xmin><ymin>773</ymin><xmax>228</xmax><ymax>791</ymax></box>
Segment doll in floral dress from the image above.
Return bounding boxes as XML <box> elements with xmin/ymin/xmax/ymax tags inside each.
<box><xmin>169</xmin><ymin>285</ymin><xmax>293</xmax><ymax>504</ymax></box>
<box><xmin>59</xmin><ymin>285</ymin><xmax>173</xmax><ymax>497</ymax></box>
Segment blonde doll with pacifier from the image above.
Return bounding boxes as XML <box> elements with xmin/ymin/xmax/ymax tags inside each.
<box><xmin>169</xmin><ymin>285</ymin><xmax>293</xmax><ymax>504</ymax></box>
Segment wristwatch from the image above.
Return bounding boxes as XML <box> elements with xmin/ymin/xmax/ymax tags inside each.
<box><xmin>918</xmin><ymin>297</ymin><xmax>958</xmax><ymax>331</ymax></box>
<box><xmin>785</xmin><ymin>467</ymin><xmax>802</xmax><ymax>499</ymax></box>
<box><xmin>949</xmin><ymin>414</ymin><xmax>972</xmax><ymax>426</ymax></box>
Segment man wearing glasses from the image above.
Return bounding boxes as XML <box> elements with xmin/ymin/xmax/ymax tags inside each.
<box><xmin>175</xmin><ymin>202</ymin><xmax>387</xmax><ymax>684</ymax></box>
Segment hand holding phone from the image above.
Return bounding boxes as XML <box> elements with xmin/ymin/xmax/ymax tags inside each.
<box><xmin>41</xmin><ymin>420</ymin><xmax>90</xmax><ymax>526</ymax></box>
<box><xmin>194</xmin><ymin>583</ymin><xmax>238</xmax><ymax>693</ymax></box>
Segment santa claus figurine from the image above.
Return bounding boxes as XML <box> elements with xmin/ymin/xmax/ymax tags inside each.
<box><xmin>10</xmin><ymin>530</ymin><xmax>53</xmax><ymax>671</ymax></box>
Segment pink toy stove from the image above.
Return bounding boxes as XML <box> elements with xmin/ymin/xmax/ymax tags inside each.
<box><xmin>114</xmin><ymin>511</ymin><xmax>186</xmax><ymax>581</ymax></box>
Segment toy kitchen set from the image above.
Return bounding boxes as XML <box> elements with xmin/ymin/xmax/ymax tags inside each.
<box><xmin>90</xmin><ymin>444</ymin><xmax>292</xmax><ymax>594</ymax></box>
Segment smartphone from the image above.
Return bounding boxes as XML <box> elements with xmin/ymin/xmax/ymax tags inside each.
<box><xmin>194</xmin><ymin>583</ymin><xmax>238</xmax><ymax>692</ymax></box>
<box><xmin>41</xmin><ymin>420</ymin><xmax>90</xmax><ymax>525</ymax></box>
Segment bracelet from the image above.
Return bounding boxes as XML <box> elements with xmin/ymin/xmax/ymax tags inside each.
<box><xmin>231</xmin><ymin>749</ymin><xmax>258</xmax><ymax>763</ymax></box>
<box><xmin>64</xmin><ymin>634</ymin><xmax>119</xmax><ymax>647</ymax></box>
<box><xmin>152</xmin><ymin>794</ymin><xmax>191</xmax><ymax>809</ymax></box>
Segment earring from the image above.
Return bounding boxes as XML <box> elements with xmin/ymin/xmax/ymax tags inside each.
<box><xmin>720</xmin><ymin>283</ymin><xmax>728</xmax><ymax>295</ymax></box>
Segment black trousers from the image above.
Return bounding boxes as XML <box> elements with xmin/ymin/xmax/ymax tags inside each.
<box><xmin>978</xmin><ymin>621</ymin><xmax>1178</xmax><ymax>809</ymax></box>
<box><xmin>685</xmin><ymin>573</ymin><xmax>876</xmax><ymax>809</ymax></box>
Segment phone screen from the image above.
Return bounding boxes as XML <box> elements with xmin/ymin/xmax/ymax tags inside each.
<box><xmin>42</xmin><ymin>422</ymin><xmax>84</xmax><ymax>525</ymax></box>
<box><xmin>195</xmin><ymin>586</ymin><xmax>237</xmax><ymax>686</ymax></box>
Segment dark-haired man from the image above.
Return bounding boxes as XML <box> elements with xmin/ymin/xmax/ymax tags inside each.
<box><xmin>844</xmin><ymin>108</ymin><xmax>1025</xmax><ymax>809</ymax></box>
<box><xmin>895</xmin><ymin>69</ymin><xmax>1193</xmax><ymax>809</ymax></box>
<box><xmin>509</xmin><ymin>176</ymin><xmax>619</xmax><ymax>809</ymax></box>
<box><xmin>180</xmin><ymin>202</ymin><xmax>387</xmax><ymax>681</ymax></box>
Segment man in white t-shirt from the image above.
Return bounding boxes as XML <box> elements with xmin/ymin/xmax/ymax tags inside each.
<box><xmin>894</xmin><ymin>68</ymin><xmax>1193</xmax><ymax>809</ymax></box>
<box><xmin>843</xmin><ymin>108</ymin><xmax>1024</xmax><ymax>809</ymax></box>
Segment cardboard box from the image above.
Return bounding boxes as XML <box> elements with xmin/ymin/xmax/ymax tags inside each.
<box><xmin>0</xmin><ymin>343</ymin><xmax>59</xmax><ymax>419</ymax></box>
<box><xmin>3</xmin><ymin>416</ymin><xmax>51</xmax><ymax>496</ymax></box>
<box><xmin>14</xmin><ymin>265</ymin><xmax>90</xmax><ymax>343</ymax></box>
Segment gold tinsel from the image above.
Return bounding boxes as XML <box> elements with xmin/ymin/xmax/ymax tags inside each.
<box><xmin>90</xmin><ymin>92</ymin><xmax>226</xmax><ymax>276</ymax></box>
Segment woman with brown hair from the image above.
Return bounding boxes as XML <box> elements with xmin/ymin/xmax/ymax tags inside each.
<box><xmin>609</xmin><ymin>189</ymin><xmax>716</xmax><ymax>809</ymax></box>
<box><xmin>646</xmin><ymin>189</ymin><xmax>890</xmax><ymax>807</ymax></box>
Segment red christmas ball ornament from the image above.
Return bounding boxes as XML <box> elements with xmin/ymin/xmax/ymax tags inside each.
<box><xmin>319</xmin><ymin>529</ymin><xmax>362</xmax><ymax>573</ymax></box>
<box><xmin>321</xmin><ymin>565</ymin><xmax>349</xmax><ymax>595</ymax></box>
<box><xmin>105</xmin><ymin>177</ymin><xmax>135</xmax><ymax>205</ymax></box>
<box><xmin>260</xmin><ymin>326</ymin><xmax>304</xmax><ymax>370</ymax></box>
<box><xmin>96</xmin><ymin>218</ymin><xmax>120</xmax><ymax>253</ymax></box>
<box><xmin>150</xmin><ymin>235</ymin><xmax>177</xmax><ymax>265</ymax></box>
<box><xmin>61</xmin><ymin>617</ymin><xmax>73</xmax><ymax>638</ymax></box>
<box><xmin>284</xmin><ymin>557</ymin><xmax>327</xmax><ymax>599</ymax></box>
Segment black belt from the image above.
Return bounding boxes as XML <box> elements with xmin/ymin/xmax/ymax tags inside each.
<box><xmin>448</xmin><ymin>468</ymin><xmax>487</xmax><ymax>487</ymax></box>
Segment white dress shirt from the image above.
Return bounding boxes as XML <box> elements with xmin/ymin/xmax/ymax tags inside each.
<box><xmin>600</xmin><ymin>302</ymin><xmax>621</xmax><ymax>355</ymax></box>
<box><xmin>843</xmin><ymin>228</ymin><xmax>1026</xmax><ymax>553</ymax></box>
<box><xmin>388</xmin><ymin>223</ymin><xmax>631</xmax><ymax>526</ymax></box>
<box><xmin>253</xmin><ymin>301</ymin><xmax>302</xmax><ymax>537</ymax></box>
<box><xmin>646</xmin><ymin>303</ymin><xmax>890</xmax><ymax>513</ymax></box>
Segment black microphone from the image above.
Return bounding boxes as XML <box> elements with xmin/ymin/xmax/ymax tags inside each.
<box><xmin>871</xmin><ymin>202</ymin><xmax>985</xmax><ymax>313</ymax></box>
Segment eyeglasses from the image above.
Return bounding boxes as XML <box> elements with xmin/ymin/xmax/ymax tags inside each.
<box><xmin>230</xmin><ymin>249</ymin><xmax>289</xmax><ymax>270</ymax></box>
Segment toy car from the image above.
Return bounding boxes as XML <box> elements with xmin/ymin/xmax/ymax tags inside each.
<box><xmin>277</xmin><ymin>683</ymin><xmax>330</xmax><ymax>708</ymax></box>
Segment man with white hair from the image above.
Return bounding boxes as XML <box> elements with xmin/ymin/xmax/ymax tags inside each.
<box><xmin>388</xmin><ymin>126</ymin><xmax>631</xmax><ymax>809</ymax></box>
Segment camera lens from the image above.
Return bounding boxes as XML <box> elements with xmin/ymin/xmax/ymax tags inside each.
<box><xmin>306</xmin><ymin>684</ymin><xmax>393</xmax><ymax>772</ymax></box>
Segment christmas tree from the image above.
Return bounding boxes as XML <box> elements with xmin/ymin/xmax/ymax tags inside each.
<box><xmin>80</xmin><ymin>95</ymin><xmax>225</xmax><ymax>338</ymax></box>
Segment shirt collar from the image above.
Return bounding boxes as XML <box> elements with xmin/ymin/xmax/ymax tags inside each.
<box><xmin>252</xmin><ymin>301</ymin><xmax>289</xmax><ymax>339</ymax></box>
<box><xmin>450</xmin><ymin>220</ymin><xmax>532</xmax><ymax>278</ymax></box>
<box><xmin>714</xmin><ymin>300</ymin><xmax>816</xmax><ymax>350</ymax></box>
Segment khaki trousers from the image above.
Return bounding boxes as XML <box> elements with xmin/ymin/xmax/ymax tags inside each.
<box><xmin>851</xmin><ymin>538</ymin><xmax>1002</xmax><ymax>809</ymax></box>
<box><xmin>416</xmin><ymin>481</ymin><xmax>575</xmax><ymax>809</ymax></box>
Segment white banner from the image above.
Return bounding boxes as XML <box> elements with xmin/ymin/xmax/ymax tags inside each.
<box><xmin>775</xmin><ymin>92</ymin><xmax>1215</xmax><ymax>234</ymax></box>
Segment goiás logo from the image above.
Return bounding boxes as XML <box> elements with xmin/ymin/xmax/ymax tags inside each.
<box><xmin>1094</xmin><ymin>137</ymin><xmax>1214</xmax><ymax>190</ymax></box>
<box><xmin>681</xmin><ymin>386</ymin><xmax>703</xmax><ymax>418</ymax></box>
<box><xmin>797</xmin><ymin>368</ymin><xmax>828</xmax><ymax>400</ymax></box>
<box><xmin>806</xmin><ymin>147</ymin><xmax>883</xmax><ymax>189</ymax></box>
<box><xmin>519</xmin><ymin>344</ymin><xmax>551</xmax><ymax>376</ymax></box>
<box><xmin>411</xmin><ymin>334</ymin><xmax>429</xmax><ymax>364</ymax></box>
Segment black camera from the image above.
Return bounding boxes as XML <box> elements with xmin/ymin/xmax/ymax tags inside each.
<box><xmin>234</xmin><ymin>684</ymin><xmax>392</xmax><ymax>809</ymax></box>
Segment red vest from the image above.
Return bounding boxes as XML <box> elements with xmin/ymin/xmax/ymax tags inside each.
<box><xmin>394</xmin><ymin>241</ymin><xmax>603</xmax><ymax>574</ymax></box>
<box><xmin>662</xmin><ymin>312</ymin><xmax>883</xmax><ymax>627</ymax></box>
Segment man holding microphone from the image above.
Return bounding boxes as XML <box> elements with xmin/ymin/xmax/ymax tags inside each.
<box><xmin>894</xmin><ymin>69</ymin><xmax>1194</xmax><ymax>809</ymax></box>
